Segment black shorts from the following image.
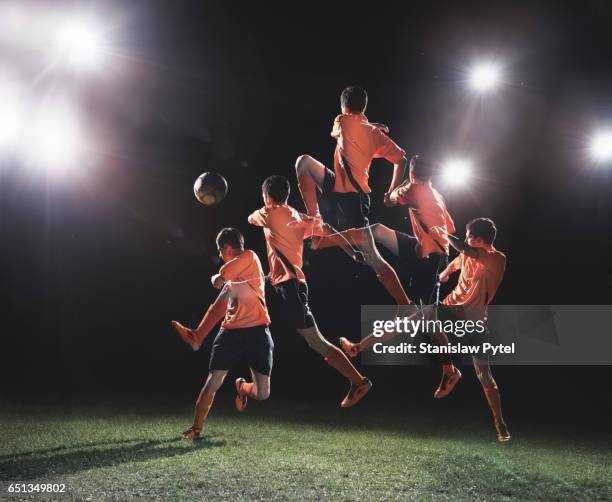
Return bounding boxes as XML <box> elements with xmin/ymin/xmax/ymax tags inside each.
<box><xmin>436</xmin><ymin>304</ymin><xmax>489</xmax><ymax>361</ymax></box>
<box><xmin>322</xmin><ymin>167</ymin><xmax>370</xmax><ymax>230</ymax></box>
<box><xmin>396</xmin><ymin>231</ymin><xmax>447</xmax><ymax>305</ymax></box>
<box><xmin>209</xmin><ymin>325</ymin><xmax>274</xmax><ymax>376</ymax></box>
<box><xmin>273</xmin><ymin>279</ymin><xmax>316</xmax><ymax>330</ymax></box>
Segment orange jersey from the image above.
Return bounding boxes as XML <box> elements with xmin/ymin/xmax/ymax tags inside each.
<box><xmin>249</xmin><ymin>204</ymin><xmax>320</xmax><ymax>286</ymax></box>
<box><xmin>393</xmin><ymin>181</ymin><xmax>455</xmax><ymax>257</ymax></box>
<box><xmin>331</xmin><ymin>113</ymin><xmax>405</xmax><ymax>193</ymax></box>
<box><xmin>443</xmin><ymin>247</ymin><xmax>506</xmax><ymax>314</ymax></box>
<box><xmin>219</xmin><ymin>249</ymin><xmax>270</xmax><ymax>329</ymax></box>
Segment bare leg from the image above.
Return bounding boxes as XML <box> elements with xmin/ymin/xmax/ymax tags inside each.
<box><xmin>473</xmin><ymin>356</ymin><xmax>511</xmax><ymax>442</ymax></box>
<box><xmin>183</xmin><ymin>369</ymin><xmax>228</xmax><ymax>439</ymax></box>
<box><xmin>295</xmin><ymin>154</ymin><xmax>327</xmax><ymax>216</ymax></box>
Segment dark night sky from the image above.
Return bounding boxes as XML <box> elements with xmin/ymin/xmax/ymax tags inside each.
<box><xmin>1</xmin><ymin>1</ymin><xmax>611</xmax><ymax>420</ymax></box>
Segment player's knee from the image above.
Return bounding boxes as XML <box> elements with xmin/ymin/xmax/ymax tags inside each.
<box><xmin>295</xmin><ymin>154</ymin><xmax>312</xmax><ymax>175</ymax></box>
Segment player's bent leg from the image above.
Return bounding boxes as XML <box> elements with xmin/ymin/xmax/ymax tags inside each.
<box><xmin>473</xmin><ymin>357</ymin><xmax>511</xmax><ymax>442</ymax></box>
<box><xmin>295</xmin><ymin>154</ymin><xmax>327</xmax><ymax>216</ymax></box>
<box><xmin>370</xmin><ymin>223</ymin><xmax>401</xmax><ymax>257</ymax></box>
<box><xmin>183</xmin><ymin>370</ymin><xmax>228</xmax><ymax>440</ymax></box>
<box><xmin>356</xmin><ymin>230</ymin><xmax>411</xmax><ymax>304</ymax></box>
<box><xmin>297</xmin><ymin>325</ymin><xmax>372</xmax><ymax>407</ymax></box>
<box><xmin>432</xmin><ymin>331</ymin><xmax>461</xmax><ymax>399</ymax></box>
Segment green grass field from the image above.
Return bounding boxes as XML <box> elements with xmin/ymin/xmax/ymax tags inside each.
<box><xmin>1</xmin><ymin>399</ymin><xmax>610</xmax><ymax>501</ymax></box>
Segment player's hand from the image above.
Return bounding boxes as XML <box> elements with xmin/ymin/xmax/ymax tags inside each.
<box><xmin>439</xmin><ymin>272</ymin><xmax>449</xmax><ymax>283</ymax></box>
<box><xmin>211</xmin><ymin>274</ymin><xmax>225</xmax><ymax>289</ymax></box>
<box><xmin>371</xmin><ymin>122</ymin><xmax>390</xmax><ymax>134</ymax></box>
<box><xmin>383</xmin><ymin>192</ymin><xmax>396</xmax><ymax>207</ymax></box>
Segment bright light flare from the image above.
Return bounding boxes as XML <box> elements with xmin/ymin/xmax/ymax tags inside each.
<box><xmin>590</xmin><ymin>131</ymin><xmax>612</xmax><ymax>162</ymax></box>
<box><xmin>0</xmin><ymin>81</ymin><xmax>25</xmax><ymax>150</ymax></box>
<box><xmin>470</xmin><ymin>63</ymin><xmax>501</xmax><ymax>92</ymax></box>
<box><xmin>27</xmin><ymin>104</ymin><xmax>83</xmax><ymax>170</ymax></box>
<box><xmin>442</xmin><ymin>159</ymin><xmax>472</xmax><ymax>187</ymax></box>
<box><xmin>54</xmin><ymin>17</ymin><xmax>106</xmax><ymax>70</ymax></box>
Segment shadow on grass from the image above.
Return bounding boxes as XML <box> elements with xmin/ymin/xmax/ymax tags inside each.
<box><xmin>0</xmin><ymin>435</ymin><xmax>226</xmax><ymax>481</ymax></box>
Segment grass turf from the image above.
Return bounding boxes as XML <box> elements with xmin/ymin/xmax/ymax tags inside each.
<box><xmin>0</xmin><ymin>399</ymin><xmax>610</xmax><ymax>501</ymax></box>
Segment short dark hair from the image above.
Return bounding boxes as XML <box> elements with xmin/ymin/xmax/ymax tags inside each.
<box><xmin>467</xmin><ymin>218</ymin><xmax>497</xmax><ymax>245</ymax></box>
<box><xmin>216</xmin><ymin>227</ymin><xmax>244</xmax><ymax>250</ymax></box>
<box><xmin>262</xmin><ymin>175</ymin><xmax>290</xmax><ymax>204</ymax></box>
<box><xmin>340</xmin><ymin>86</ymin><xmax>368</xmax><ymax>113</ymax></box>
<box><xmin>409</xmin><ymin>154</ymin><xmax>434</xmax><ymax>180</ymax></box>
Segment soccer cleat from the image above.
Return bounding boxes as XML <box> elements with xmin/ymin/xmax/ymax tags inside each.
<box><xmin>339</xmin><ymin>337</ymin><xmax>360</xmax><ymax>358</ymax></box>
<box><xmin>495</xmin><ymin>420</ymin><xmax>512</xmax><ymax>443</ymax></box>
<box><xmin>181</xmin><ymin>426</ymin><xmax>201</xmax><ymax>440</ymax></box>
<box><xmin>234</xmin><ymin>378</ymin><xmax>248</xmax><ymax>412</ymax></box>
<box><xmin>340</xmin><ymin>378</ymin><xmax>372</xmax><ymax>408</ymax></box>
<box><xmin>434</xmin><ymin>368</ymin><xmax>462</xmax><ymax>399</ymax></box>
<box><xmin>171</xmin><ymin>321</ymin><xmax>200</xmax><ymax>351</ymax></box>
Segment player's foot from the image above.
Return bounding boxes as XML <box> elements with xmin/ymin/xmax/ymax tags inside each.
<box><xmin>235</xmin><ymin>377</ymin><xmax>248</xmax><ymax>412</ymax></box>
<box><xmin>341</xmin><ymin>378</ymin><xmax>372</xmax><ymax>408</ymax></box>
<box><xmin>181</xmin><ymin>426</ymin><xmax>201</xmax><ymax>440</ymax></box>
<box><xmin>434</xmin><ymin>368</ymin><xmax>462</xmax><ymax>399</ymax></box>
<box><xmin>339</xmin><ymin>337</ymin><xmax>360</xmax><ymax>358</ymax></box>
<box><xmin>495</xmin><ymin>420</ymin><xmax>512</xmax><ymax>443</ymax></box>
<box><xmin>171</xmin><ymin>321</ymin><xmax>199</xmax><ymax>351</ymax></box>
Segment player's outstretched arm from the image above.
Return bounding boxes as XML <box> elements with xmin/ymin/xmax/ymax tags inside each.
<box><xmin>194</xmin><ymin>287</ymin><xmax>230</xmax><ymax>346</ymax></box>
<box><xmin>388</xmin><ymin>155</ymin><xmax>408</xmax><ymax>196</ymax></box>
<box><xmin>447</xmin><ymin>233</ymin><xmax>479</xmax><ymax>259</ymax></box>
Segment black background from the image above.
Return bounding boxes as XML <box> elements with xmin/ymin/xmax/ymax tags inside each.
<box><xmin>1</xmin><ymin>1</ymin><xmax>611</xmax><ymax>427</ymax></box>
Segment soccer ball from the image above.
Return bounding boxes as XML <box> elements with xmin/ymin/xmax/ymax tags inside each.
<box><xmin>193</xmin><ymin>172</ymin><xmax>228</xmax><ymax>206</ymax></box>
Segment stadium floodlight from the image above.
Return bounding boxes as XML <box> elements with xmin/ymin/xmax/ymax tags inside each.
<box><xmin>590</xmin><ymin>130</ymin><xmax>612</xmax><ymax>163</ymax></box>
<box><xmin>442</xmin><ymin>159</ymin><xmax>472</xmax><ymax>187</ymax></box>
<box><xmin>0</xmin><ymin>81</ymin><xmax>25</xmax><ymax>151</ymax></box>
<box><xmin>469</xmin><ymin>63</ymin><xmax>501</xmax><ymax>92</ymax></box>
<box><xmin>54</xmin><ymin>17</ymin><xmax>106</xmax><ymax>70</ymax></box>
<box><xmin>27</xmin><ymin>104</ymin><xmax>83</xmax><ymax>169</ymax></box>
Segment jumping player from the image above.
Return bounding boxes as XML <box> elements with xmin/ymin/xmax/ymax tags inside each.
<box><xmin>171</xmin><ymin>228</ymin><xmax>274</xmax><ymax>440</ymax></box>
<box><xmin>294</xmin><ymin>86</ymin><xmax>412</xmax><ymax>306</ymax></box>
<box><xmin>248</xmin><ymin>175</ymin><xmax>372</xmax><ymax>407</ymax></box>
<box><xmin>330</xmin><ymin>154</ymin><xmax>460</xmax><ymax>397</ymax></box>
<box><xmin>439</xmin><ymin>217</ymin><xmax>511</xmax><ymax>442</ymax></box>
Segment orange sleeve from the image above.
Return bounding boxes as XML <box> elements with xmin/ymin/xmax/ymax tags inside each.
<box><xmin>373</xmin><ymin>129</ymin><xmax>406</xmax><ymax>164</ymax></box>
<box><xmin>219</xmin><ymin>254</ymin><xmax>250</xmax><ymax>282</ymax></box>
<box><xmin>248</xmin><ymin>208</ymin><xmax>268</xmax><ymax>227</ymax></box>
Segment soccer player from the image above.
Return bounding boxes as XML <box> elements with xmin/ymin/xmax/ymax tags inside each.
<box><xmin>438</xmin><ymin>217</ymin><xmax>511</xmax><ymax>442</ymax></box>
<box><xmin>331</xmin><ymin>154</ymin><xmax>460</xmax><ymax>396</ymax></box>
<box><xmin>171</xmin><ymin>228</ymin><xmax>273</xmax><ymax>440</ymax></box>
<box><xmin>294</xmin><ymin>85</ymin><xmax>412</xmax><ymax>306</ymax></box>
<box><xmin>248</xmin><ymin>175</ymin><xmax>372</xmax><ymax>407</ymax></box>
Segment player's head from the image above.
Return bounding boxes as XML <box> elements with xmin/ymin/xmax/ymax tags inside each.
<box><xmin>262</xmin><ymin>175</ymin><xmax>290</xmax><ymax>206</ymax></box>
<box><xmin>216</xmin><ymin>227</ymin><xmax>244</xmax><ymax>262</ymax></box>
<box><xmin>341</xmin><ymin>86</ymin><xmax>368</xmax><ymax>114</ymax></box>
<box><xmin>409</xmin><ymin>154</ymin><xmax>434</xmax><ymax>182</ymax></box>
<box><xmin>466</xmin><ymin>218</ymin><xmax>497</xmax><ymax>247</ymax></box>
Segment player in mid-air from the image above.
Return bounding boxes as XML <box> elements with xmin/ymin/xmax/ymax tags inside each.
<box><xmin>438</xmin><ymin>217</ymin><xmax>511</xmax><ymax>442</ymax></box>
<box><xmin>331</xmin><ymin>154</ymin><xmax>461</xmax><ymax>398</ymax></box>
<box><xmin>294</xmin><ymin>85</ymin><xmax>412</xmax><ymax>306</ymax></box>
<box><xmin>171</xmin><ymin>228</ymin><xmax>274</xmax><ymax>440</ymax></box>
<box><xmin>248</xmin><ymin>175</ymin><xmax>372</xmax><ymax>407</ymax></box>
